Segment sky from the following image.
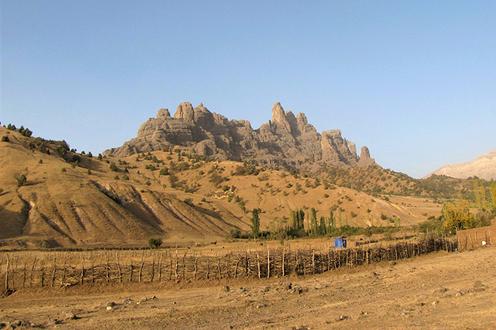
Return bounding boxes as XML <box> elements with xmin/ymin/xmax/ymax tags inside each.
<box><xmin>1</xmin><ymin>0</ymin><xmax>495</xmax><ymax>178</ymax></box>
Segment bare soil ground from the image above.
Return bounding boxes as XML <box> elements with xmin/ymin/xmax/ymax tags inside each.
<box><xmin>1</xmin><ymin>247</ymin><xmax>495</xmax><ymax>329</ymax></box>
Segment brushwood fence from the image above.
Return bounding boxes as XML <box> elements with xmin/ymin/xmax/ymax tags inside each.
<box><xmin>1</xmin><ymin>238</ymin><xmax>456</xmax><ymax>291</ymax></box>
<box><xmin>456</xmin><ymin>225</ymin><xmax>496</xmax><ymax>251</ymax></box>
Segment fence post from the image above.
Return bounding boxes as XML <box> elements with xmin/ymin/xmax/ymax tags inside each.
<box><xmin>22</xmin><ymin>262</ymin><xmax>27</xmax><ymax>288</ymax></box>
<box><xmin>4</xmin><ymin>256</ymin><xmax>9</xmax><ymax>291</ymax></box>
<box><xmin>105</xmin><ymin>254</ymin><xmax>110</xmax><ymax>283</ymax></box>
<box><xmin>183</xmin><ymin>252</ymin><xmax>187</xmax><ymax>280</ymax></box>
<box><xmin>312</xmin><ymin>250</ymin><xmax>315</xmax><ymax>274</ymax></box>
<box><xmin>206</xmin><ymin>257</ymin><xmax>210</xmax><ymax>280</ymax></box>
<box><xmin>51</xmin><ymin>257</ymin><xmax>57</xmax><ymax>287</ymax></box>
<box><xmin>217</xmin><ymin>257</ymin><xmax>221</xmax><ymax>280</ymax></box>
<box><xmin>194</xmin><ymin>253</ymin><xmax>198</xmax><ymax>280</ymax></box>
<box><xmin>158</xmin><ymin>253</ymin><xmax>163</xmax><ymax>282</ymax></box>
<box><xmin>138</xmin><ymin>252</ymin><xmax>144</xmax><ymax>283</ymax></box>
<box><xmin>61</xmin><ymin>259</ymin><xmax>67</xmax><ymax>286</ymax></box>
<box><xmin>256</xmin><ymin>252</ymin><xmax>261</xmax><ymax>279</ymax></box>
<box><xmin>174</xmin><ymin>251</ymin><xmax>179</xmax><ymax>280</ymax></box>
<box><xmin>267</xmin><ymin>249</ymin><xmax>270</xmax><ymax>279</ymax></box>
<box><xmin>245</xmin><ymin>251</ymin><xmax>249</xmax><ymax>277</ymax></box>
<box><xmin>30</xmin><ymin>258</ymin><xmax>37</xmax><ymax>287</ymax></box>
<box><xmin>282</xmin><ymin>249</ymin><xmax>285</xmax><ymax>277</ymax></box>
<box><xmin>40</xmin><ymin>265</ymin><xmax>47</xmax><ymax>287</ymax></box>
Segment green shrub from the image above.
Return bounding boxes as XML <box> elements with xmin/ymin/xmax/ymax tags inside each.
<box><xmin>109</xmin><ymin>162</ymin><xmax>120</xmax><ymax>172</ymax></box>
<box><xmin>145</xmin><ymin>164</ymin><xmax>157</xmax><ymax>171</ymax></box>
<box><xmin>230</xmin><ymin>228</ymin><xmax>242</xmax><ymax>238</ymax></box>
<box><xmin>148</xmin><ymin>238</ymin><xmax>162</xmax><ymax>249</ymax></box>
<box><xmin>15</xmin><ymin>174</ymin><xmax>27</xmax><ymax>187</ymax></box>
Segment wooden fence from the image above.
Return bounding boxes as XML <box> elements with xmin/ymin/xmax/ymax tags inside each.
<box><xmin>1</xmin><ymin>238</ymin><xmax>456</xmax><ymax>291</ymax></box>
<box><xmin>456</xmin><ymin>225</ymin><xmax>496</xmax><ymax>251</ymax></box>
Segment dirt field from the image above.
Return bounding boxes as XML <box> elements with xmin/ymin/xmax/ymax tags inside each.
<box><xmin>1</xmin><ymin>247</ymin><xmax>495</xmax><ymax>329</ymax></box>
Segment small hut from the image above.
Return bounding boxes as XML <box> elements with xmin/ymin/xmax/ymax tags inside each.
<box><xmin>334</xmin><ymin>236</ymin><xmax>347</xmax><ymax>249</ymax></box>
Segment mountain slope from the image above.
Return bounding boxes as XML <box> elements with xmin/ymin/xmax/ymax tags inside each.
<box><xmin>433</xmin><ymin>151</ymin><xmax>496</xmax><ymax>180</ymax></box>
<box><xmin>0</xmin><ymin>127</ymin><xmax>247</xmax><ymax>248</ymax></box>
<box><xmin>0</xmin><ymin>126</ymin><xmax>439</xmax><ymax>248</ymax></box>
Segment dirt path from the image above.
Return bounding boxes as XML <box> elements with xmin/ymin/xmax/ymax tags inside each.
<box><xmin>1</xmin><ymin>248</ymin><xmax>495</xmax><ymax>329</ymax></box>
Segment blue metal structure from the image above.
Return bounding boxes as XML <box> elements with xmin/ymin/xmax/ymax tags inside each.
<box><xmin>335</xmin><ymin>236</ymin><xmax>347</xmax><ymax>248</ymax></box>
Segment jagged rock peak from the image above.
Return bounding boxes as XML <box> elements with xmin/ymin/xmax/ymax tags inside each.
<box><xmin>322</xmin><ymin>129</ymin><xmax>342</xmax><ymax>138</ymax></box>
<box><xmin>358</xmin><ymin>146</ymin><xmax>375</xmax><ymax>167</ymax></box>
<box><xmin>157</xmin><ymin>108</ymin><xmax>170</xmax><ymax>119</ymax></box>
<box><xmin>194</xmin><ymin>103</ymin><xmax>210</xmax><ymax>113</ymax></box>
<box><xmin>271</xmin><ymin>102</ymin><xmax>292</xmax><ymax>132</ymax></box>
<box><xmin>174</xmin><ymin>102</ymin><xmax>195</xmax><ymax>122</ymax></box>
<box><xmin>106</xmin><ymin>101</ymin><xmax>377</xmax><ymax>172</ymax></box>
<box><xmin>296</xmin><ymin>113</ymin><xmax>308</xmax><ymax>126</ymax></box>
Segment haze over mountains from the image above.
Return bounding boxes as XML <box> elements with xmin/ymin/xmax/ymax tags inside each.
<box><xmin>433</xmin><ymin>151</ymin><xmax>496</xmax><ymax>180</ymax></box>
<box><xmin>106</xmin><ymin>102</ymin><xmax>375</xmax><ymax>173</ymax></box>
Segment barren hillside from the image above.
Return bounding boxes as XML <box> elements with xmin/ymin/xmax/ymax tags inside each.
<box><xmin>433</xmin><ymin>150</ymin><xmax>496</xmax><ymax>180</ymax></box>
<box><xmin>0</xmin><ymin>127</ymin><xmax>440</xmax><ymax>248</ymax></box>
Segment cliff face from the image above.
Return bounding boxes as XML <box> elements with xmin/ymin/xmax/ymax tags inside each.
<box><xmin>105</xmin><ymin>102</ymin><xmax>375</xmax><ymax>172</ymax></box>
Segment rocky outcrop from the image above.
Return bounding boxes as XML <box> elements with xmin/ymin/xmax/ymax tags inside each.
<box><xmin>105</xmin><ymin>102</ymin><xmax>376</xmax><ymax>172</ymax></box>
<box><xmin>358</xmin><ymin>146</ymin><xmax>375</xmax><ymax>167</ymax></box>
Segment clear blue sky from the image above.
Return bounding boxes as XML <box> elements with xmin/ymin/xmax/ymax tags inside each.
<box><xmin>1</xmin><ymin>1</ymin><xmax>495</xmax><ymax>178</ymax></box>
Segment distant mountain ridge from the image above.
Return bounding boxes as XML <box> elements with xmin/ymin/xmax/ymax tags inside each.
<box><xmin>105</xmin><ymin>102</ymin><xmax>375</xmax><ymax>172</ymax></box>
<box><xmin>432</xmin><ymin>151</ymin><xmax>496</xmax><ymax>180</ymax></box>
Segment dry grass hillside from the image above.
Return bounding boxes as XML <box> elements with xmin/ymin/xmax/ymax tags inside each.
<box><xmin>0</xmin><ymin>128</ymin><xmax>245</xmax><ymax>248</ymax></box>
<box><xmin>0</xmin><ymin>127</ymin><xmax>441</xmax><ymax>248</ymax></box>
<box><xmin>322</xmin><ymin>164</ymin><xmax>476</xmax><ymax>198</ymax></box>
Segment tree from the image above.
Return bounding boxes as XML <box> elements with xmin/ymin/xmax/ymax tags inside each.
<box><xmin>148</xmin><ymin>238</ymin><xmax>162</xmax><ymax>249</ymax></box>
<box><xmin>297</xmin><ymin>209</ymin><xmax>305</xmax><ymax>230</ymax></box>
<box><xmin>251</xmin><ymin>208</ymin><xmax>261</xmax><ymax>238</ymax></box>
<box><xmin>473</xmin><ymin>180</ymin><xmax>489</xmax><ymax>210</ymax></box>
<box><xmin>442</xmin><ymin>200</ymin><xmax>473</xmax><ymax>233</ymax></box>
<box><xmin>308</xmin><ymin>208</ymin><xmax>318</xmax><ymax>236</ymax></box>
<box><xmin>490</xmin><ymin>182</ymin><xmax>496</xmax><ymax>210</ymax></box>
<box><xmin>290</xmin><ymin>210</ymin><xmax>297</xmax><ymax>230</ymax></box>
<box><xmin>23</xmin><ymin>128</ymin><xmax>32</xmax><ymax>137</ymax></box>
<box><xmin>327</xmin><ymin>210</ymin><xmax>336</xmax><ymax>234</ymax></box>
<box><xmin>109</xmin><ymin>162</ymin><xmax>120</xmax><ymax>172</ymax></box>
<box><xmin>15</xmin><ymin>174</ymin><xmax>27</xmax><ymax>187</ymax></box>
<box><xmin>319</xmin><ymin>217</ymin><xmax>327</xmax><ymax>235</ymax></box>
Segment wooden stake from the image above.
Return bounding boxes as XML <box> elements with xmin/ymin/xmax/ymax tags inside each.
<box><xmin>312</xmin><ymin>250</ymin><xmax>315</xmax><ymax>274</ymax></box>
<box><xmin>267</xmin><ymin>249</ymin><xmax>270</xmax><ymax>279</ymax></box>
<box><xmin>138</xmin><ymin>252</ymin><xmax>144</xmax><ymax>283</ymax></box>
<box><xmin>4</xmin><ymin>256</ymin><xmax>9</xmax><ymax>291</ymax></box>
<box><xmin>282</xmin><ymin>249</ymin><xmax>285</xmax><ymax>277</ymax></box>
<box><xmin>256</xmin><ymin>252</ymin><xmax>261</xmax><ymax>279</ymax></box>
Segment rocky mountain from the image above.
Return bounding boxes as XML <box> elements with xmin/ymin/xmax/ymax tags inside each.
<box><xmin>0</xmin><ymin>126</ymin><xmax>438</xmax><ymax>248</ymax></box>
<box><xmin>432</xmin><ymin>151</ymin><xmax>496</xmax><ymax>180</ymax></box>
<box><xmin>105</xmin><ymin>102</ymin><xmax>375</xmax><ymax>172</ymax></box>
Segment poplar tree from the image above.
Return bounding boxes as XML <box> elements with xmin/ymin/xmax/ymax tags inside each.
<box><xmin>251</xmin><ymin>208</ymin><xmax>261</xmax><ymax>238</ymax></box>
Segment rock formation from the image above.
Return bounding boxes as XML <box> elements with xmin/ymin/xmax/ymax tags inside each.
<box><xmin>105</xmin><ymin>102</ymin><xmax>375</xmax><ymax>172</ymax></box>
